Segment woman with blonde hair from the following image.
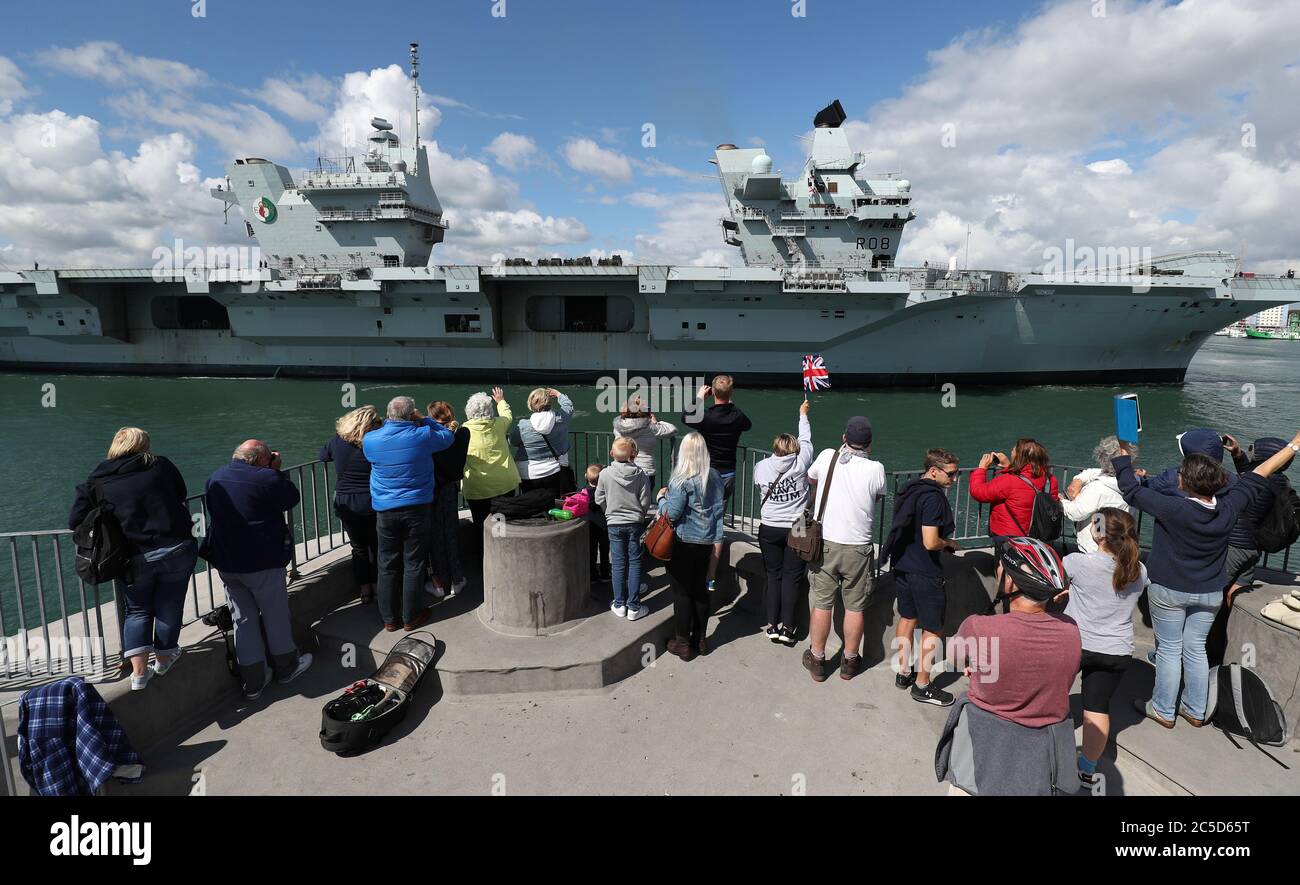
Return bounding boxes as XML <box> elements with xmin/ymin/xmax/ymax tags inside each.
<box><xmin>68</xmin><ymin>427</ymin><xmax>196</xmax><ymax>691</ymax></box>
<box><xmin>427</xmin><ymin>400</ymin><xmax>471</xmax><ymax>597</ymax></box>
<box><xmin>463</xmin><ymin>387</ymin><xmax>520</xmax><ymax>528</ymax></box>
<box><xmin>656</xmin><ymin>432</ymin><xmax>725</xmax><ymax>661</ymax></box>
<box><xmin>320</xmin><ymin>405</ymin><xmax>382</xmax><ymax>602</ymax></box>
<box><xmin>510</xmin><ymin>386</ymin><xmax>577</xmax><ymax>493</ymax></box>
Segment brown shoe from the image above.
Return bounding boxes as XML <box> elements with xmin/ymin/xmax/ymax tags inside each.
<box><xmin>696</xmin><ymin>636</ymin><xmax>708</xmax><ymax>656</ymax></box>
<box><xmin>403</xmin><ymin>606</ymin><xmax>433</xmax><ymax>632</ymax></box>
<box><xmin>1177</xmin><ymin>708</ymin><xmax>1207</xmax><ymax>728</ymax></box>
<box><xmin>1134</xmin><ymin>698</ymin><xmax>1175</xmax><ymax>729</ymax></box>
<box><xmin>666</xmin><ymin>637</ymin><xmax>696</xmax><ymax>662</ymax></box>
<box><xmin>802</xmin><ymin>649</ymin><xmax>827</xmax><ymax>683</ymax></box>
<box><xmin>383</xmin><ymin>622</ymin><xmax>399</xmax><ymax>632</ymax></box>
<box><xmin>839</xmin><ymin>654</ymin><xmax>861</xmax><ymax>680</ymax></box>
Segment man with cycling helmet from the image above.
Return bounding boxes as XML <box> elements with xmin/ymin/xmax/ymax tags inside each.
<box><xmin>937</xmin><ymin>537</ymin><xmax>1082</xmax><ymax>795</ymax></box>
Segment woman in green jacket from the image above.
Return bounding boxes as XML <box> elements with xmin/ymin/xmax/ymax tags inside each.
<box><xmin>462</xmin><ymin>387</ymin><xmax>520</xmax><ymax>526</ymax></box>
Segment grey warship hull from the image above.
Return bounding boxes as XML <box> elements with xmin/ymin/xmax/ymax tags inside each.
<box><xmin>2</xmin><ymin>261</ymin><xmax>1294</xmax><ymax>386</ymax></box>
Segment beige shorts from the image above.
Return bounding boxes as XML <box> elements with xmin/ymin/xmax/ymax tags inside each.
<box><xmin>808</xmin><ymin>540</ymin><xmax>875</xmax><ymax>612</ymax></box>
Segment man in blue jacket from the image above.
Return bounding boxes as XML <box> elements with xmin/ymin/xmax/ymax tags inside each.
<box><xmin>363</xmin><ymin>396</ymin><xmax>455</xmax><ymax>631</ymax></box>
<box><xmin>203</xmin><ymin>439</ymin><xmax>311</xmax><ymax>700</ymax></box>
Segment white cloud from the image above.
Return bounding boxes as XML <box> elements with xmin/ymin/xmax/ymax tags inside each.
<box><xmin>624</xmin><ymin>190</ymin><xmax>736</xmax><ymax>266</ymax></box>
<box><xmin>0</xmin><ymin>56</ymin><xmax>28</xmax><ymax>115</ymax></box>
<box><xmin>106</xmin><ymin>90</ymin><xmax>299</xmax><ymax>161</ymax></box>
<box><xmin>1086</xmin><ymin>158</ymin><xmax>1132</xmax><ymax>176</ymax></box>
<box><xmin>836</xmin><ymin>0</ymin><xmax>1300</xmax><ymax>272</ymax></box>
<box><xmin>562</xmin><ymin>137</ymin><xmax>633</xmax><ymax>184</ymax></box>
<box><xmin>0</xmin><ymin>111</ymin><xmax>232</xmax><ymax>268</ymax></box>
<box><xmin>256</xmin><ymin>74</ymin><xmax>333</xmax><ymax>122</ymax></box>
<box><xmin>485</xmin><ymin>132</ymin><xmax>538</xmax><ymax>171</ymax></box>
<box><xmin>315</xmin><ymin>64</ymin><xmax>442</xmax><ymax>157</ymax></box>
<box><xmin>34</xmin><ymin>42</ymin><xmax>205</xmax><ymax>93</ymax></box>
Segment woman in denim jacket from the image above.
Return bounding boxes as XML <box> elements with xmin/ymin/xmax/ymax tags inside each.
<box><xmin>656</xmin><ymin>432</ymin><xmax>724</xmax><ymax>661</ymax></box>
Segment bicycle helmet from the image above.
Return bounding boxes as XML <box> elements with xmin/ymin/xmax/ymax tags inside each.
<box><xmin>997</xmin><ymin>536</ymin><xmax>1070</xmax><ymax>602</ymax></box>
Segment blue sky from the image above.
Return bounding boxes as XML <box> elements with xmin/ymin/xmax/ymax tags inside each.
<box><xmin>2</xmin><ymin>0</ymin><xmax>1299</xmax><ymax>275</ymax></box>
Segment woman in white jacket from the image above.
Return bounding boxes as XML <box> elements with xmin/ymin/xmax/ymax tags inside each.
<box><xmin>751</xmin><ymin>400</ymin><xmax>814</xmax><ymax>646</ymax></box>
<box><xmin>612</xmin><ymin>396</ymin><xmax>676</xmax><ymax>480</ymax></box>
<box><xmin>1062</xmin><ymin>435</ymin><xmax>1134</xmax><ymax>553</ymax></box>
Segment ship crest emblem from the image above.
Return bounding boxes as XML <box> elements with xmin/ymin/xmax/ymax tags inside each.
<box><xmin>255</xmin><ymin>196</ymin><xmax>278</xmax><ymax>224</ymax></box>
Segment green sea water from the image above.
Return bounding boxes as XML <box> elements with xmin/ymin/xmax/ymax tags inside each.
<box><xmin>3</xmin><ymin>337</ymin><xmax>1299</xmax><ymax>535</ymax></box>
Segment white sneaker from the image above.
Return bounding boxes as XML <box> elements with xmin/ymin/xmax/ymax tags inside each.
<box><xmin>425</xmin><ymin>580</ymin><xmax>446</xmax><ymax>599</ymax></box>
<box><xmin>130</xmin><ymin>669</ymin><xmax>153</xmax><ymax>691</ymax></box>
<box><xmin>152</xmin><ymin>647</ymin><xmax>183</xmax><ymax>676</ymax></box>
<box><xmin>626</xmin><ymin>604</ymin><xmax>648</xmax><ymax>621</ymax></box>
<box><xmin>279</xmin><ymin>653</ymin><xmax>313</xmax><ymax>684</ymax></box>
<box><xmin>611</xmin><ymin>602</ymin><xmax>627</xmax><ymax>618</ymax></box>
<box><xmin>449</xmin><ymin>577</ymin><xmax>468</xmax><ymax>597</ymax></box>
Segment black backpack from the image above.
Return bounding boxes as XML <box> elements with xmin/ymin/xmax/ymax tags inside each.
<box><xmin>1253</xmin><ymin>478</ymin><xmax>1300</xmax><ymax>554</ymax></box>
<box><xmin>73</xmin><ymin>479</ymin><xmax>130</xmax><ymax>585</ymax></box>
<box><xmin>1207</xmin><ymin>663</ymin><xmax>1290</xmax><ymax>769</ymax></box>
<box><xmin>1008</xmin><ymin>472</ymin><xmax>1064</xmax><ymax>542</ymax></box>
<box><xmin>320</xmin><ymin>633</ymin><xmax>436</xmax><ymax>757</ymax></box>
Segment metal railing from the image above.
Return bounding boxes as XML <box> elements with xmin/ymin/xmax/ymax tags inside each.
<box><xmin>0</xmin><ymin>459</ymin><xmax>343</xmax><ymax>683</ymax></box>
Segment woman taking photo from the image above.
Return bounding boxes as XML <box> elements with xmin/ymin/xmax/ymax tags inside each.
<box><xmin>612</xmin><ymin>395</ymin><xmax>676</xmax><ymax>480</ymax></box>
<box><xmin>320</xmin><ymin>405</ymin><xmax>382</xmax><ymax>603</ymax></box>
<box><xmin>511</xmin><ymin>387</ymin><xmax>576</xmax><ymax>493</ymax></box>
<box><xmin>657</xmin><ymin>432</ymin><xmax>725</xmax><ymax>661</ymax></box>
<box><xmin>970</xmin><ymin>437</ymin><xmax>1059</xmax><ymax>544</ymax></box>
<box><xmin>68</xmin><ymin>427</ymin><xmax>197</xmax><ymax>691</ymax></box>
<box><xmin>427</xmin><ymin>400</ymin><xmax>471</xmax><ymax>597</ymax></box>
<box><xmin>1115</xmin><ymin>431</ymin><xmax>1300</xmax><ymax>729</ymax></box>
<box><xmin>751</xmin><ymin>399</ymin><xmax>813</xmax><ymax>645</ymax></box>
<box><xmin>1060</xmin><ymin>508</ymin><xmax>1148</xmax><ymax>787</ymax></box>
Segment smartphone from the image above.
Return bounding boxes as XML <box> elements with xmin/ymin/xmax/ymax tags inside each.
<box><xmin>1114</xmin><ymin>393</ymin><xmax>1141</xmax><ymax>444</ymax></box>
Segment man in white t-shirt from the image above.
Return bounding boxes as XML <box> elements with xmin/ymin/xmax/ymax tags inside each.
<box><xmin>802</xmin><ymin>415</ymin><xmax>886</xmax><ymax>682</ymax></box>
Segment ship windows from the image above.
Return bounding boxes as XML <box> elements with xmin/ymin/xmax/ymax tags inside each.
<box><xmin>445</xmin><ymin>314</ymin><xmax>482</xmax><ymax>334</ymax></box>
<box><xmin>150</xmin><ymin>296</ymin><xmax>232</xmax><ymax>331</ymax></box>
<box><xmin>525</xmin><ymin>295</ymin><xmax>635</xmax><ymax>333</ymax></box>
<box><xmin>696</xmin><ymin>322</ymin><xmax>707</xmax><ymax>330</ymax></box>
<box><xmin>383</xmin><ymin>255</ymin><xmax>400</xmax><ymax>267</ymax></box>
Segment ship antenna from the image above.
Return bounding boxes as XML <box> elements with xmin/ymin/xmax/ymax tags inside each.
<box><xmin>410</xmin><ymin>42</ymin><xmax>420</xmax><ymax>176</ymax></box>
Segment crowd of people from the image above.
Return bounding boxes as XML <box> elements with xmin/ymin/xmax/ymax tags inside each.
<box><xmin>69</xmin><ymin>376</ymin><xmax>1300</xmax><ymax>792</ymax></box>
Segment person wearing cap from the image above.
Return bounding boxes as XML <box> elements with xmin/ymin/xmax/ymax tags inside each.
<box><xmin>1143</xmin><ymin>428</ymin><xmax>1248</xmax><ymax>495</ymax></box>
<box><xmin>938</xmin><ymin>537</ymin><xmax>1080</xmax><ymax>795</ymax></box>
<box><xmin>202</xmin><ymin>439</ymin><xmax>312</xmax><ymax>700</ymax></box>
<box><xmin>801</xmin><ymin>416</ymin><xmax>886</xmax><ymax>683</ymax></box>
<box><xmin>1224</xmin><ymin>437</ymin><xmax>1294</xmax><ymax>604</ymax></box>
<box><xmin>1115</xmin><ymin>431</ymin><xmax>1300</xmax><ymax>729</ymax></box>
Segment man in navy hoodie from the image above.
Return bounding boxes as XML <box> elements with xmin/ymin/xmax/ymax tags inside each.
<box><xmin>203</xmin><ymin>439</ymin><xmax>311</xmax><ymax>700</ymax></box>
<box><xmin>363</xmin><ymin>396</ymin><xmax>455</xmax><ymax>632</ymax></box>
<box><xmin>1115</xmin><ymin>431</ymin><xmax>1300</xmax><ymax>728</ymax></box>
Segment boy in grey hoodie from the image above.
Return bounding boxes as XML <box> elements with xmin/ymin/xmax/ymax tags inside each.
<box><xmin>596</xmin><ymin>438</ymin><xmax>655</xmax><ymax>620</ymax></box>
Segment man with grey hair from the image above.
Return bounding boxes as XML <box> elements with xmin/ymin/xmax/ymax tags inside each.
<box><xmin>1061</xmin><ymin>436</ymin><xmax>1134</xmax><ymax>553</ymax></box>
<box><xmin>363</xmin><ymin>396</ymin><xmax>455</xmax><ymax>631</ymax></box>
<box><xmin>201</xmin><ymin>438</ymin><xmax>312</xmax><ymax>699</ymax></box>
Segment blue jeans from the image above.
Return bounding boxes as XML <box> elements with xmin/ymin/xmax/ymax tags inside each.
<box><xmin>608</xmin><ymin>523</ymin><xmax>644</xmax><ymax>608</ymax></box>
<box><xmin>1149</xmin><ymin>581</ymin><xmax>1219</xmax><ymax>720</ymax></box>
<box><xmin>119</xmin><ymin>540</ymin><xmax>198</xmax><ymax>658</ymax></box>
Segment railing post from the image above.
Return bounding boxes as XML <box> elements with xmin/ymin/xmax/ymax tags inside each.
<box><xmin>0</xmin><ymin>710</ymin><xmax>16</xmax><ymax>798</ymax></box>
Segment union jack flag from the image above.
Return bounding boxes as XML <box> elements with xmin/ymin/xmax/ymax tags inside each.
<box><xmin>802</xmin><ymin>354</ymin><xmax>831</xmax><ymax>392</ymax></box>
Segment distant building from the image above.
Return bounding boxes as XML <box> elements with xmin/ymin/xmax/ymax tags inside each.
<box><xmin>1249</xmin><ymin>305</ymin><xmax>1288</xmax><ymax>327</ymax></box>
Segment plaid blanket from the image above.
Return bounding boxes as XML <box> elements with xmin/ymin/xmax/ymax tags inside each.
<box><xmin>18</xmin><ymin>677</ymin><xmax>143</xmax><ymax>796</ymax></box>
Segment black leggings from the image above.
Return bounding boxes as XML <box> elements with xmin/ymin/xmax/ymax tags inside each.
<box><xmin>335</xmin><ymin>494</ymin><xmax>378</xmax><ymax>585</ymax></box>
<box><xmin>666</xmin><ymin>541</ymin><xmax>712</xmax><ymax>645</ymax></box>
<box><xmin>758</xmin><ymin>522</ymin><xmax>803</xmax><ymax>628</ymax></box>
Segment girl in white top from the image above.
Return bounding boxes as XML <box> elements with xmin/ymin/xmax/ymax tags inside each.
<box><xmin>1061</xmin><ymin>435</ymin><xmax>1133</xmax><ymax>552</ymax></box>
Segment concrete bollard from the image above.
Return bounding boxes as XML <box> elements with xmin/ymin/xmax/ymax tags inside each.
<box><xmin>479</xmin><ymin>516</ymin><xmax>593</xmax><ymax>636</ymax></box>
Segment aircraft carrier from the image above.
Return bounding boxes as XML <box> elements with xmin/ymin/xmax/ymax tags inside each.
<box><xmin>1</xmin><ymin>48</ymin><xmax>1296</xmax><ymax>386</ymax></box>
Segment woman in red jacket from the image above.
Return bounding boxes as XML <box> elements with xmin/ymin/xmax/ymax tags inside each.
<box><xmin>970</xmin><ymin>438</ymin><xmax>1060</xmax><ymax>542</ymax></box>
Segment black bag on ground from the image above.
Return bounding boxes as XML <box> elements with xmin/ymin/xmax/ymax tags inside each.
<box><xmin>320</xmin><ymin>633</ymin><xmax>437</xmax><ymax>756</ymax></box>
<box><xmin>489</xmin><ymin>487</ymin><xmax>556</xmax><ymax>520</ymax></box>
<box><xmin>1207</xmin><ymin>662</ymin><xmax>1290</xmax><ymax>769</ymax></box>
<box><xmin>73</xmin><ymin>479</ymin><xmax>130</xmax><ymax>585</ymax></box>
<box><xmin>1009</xmin><ymin>472</ymin><xmax>1064</xmax><ymax>542</ymax></box>
<box><xmin>1253</xmin><ymin>478</ymin><xmax>1300</xmax><ymax>554</ymax></box>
